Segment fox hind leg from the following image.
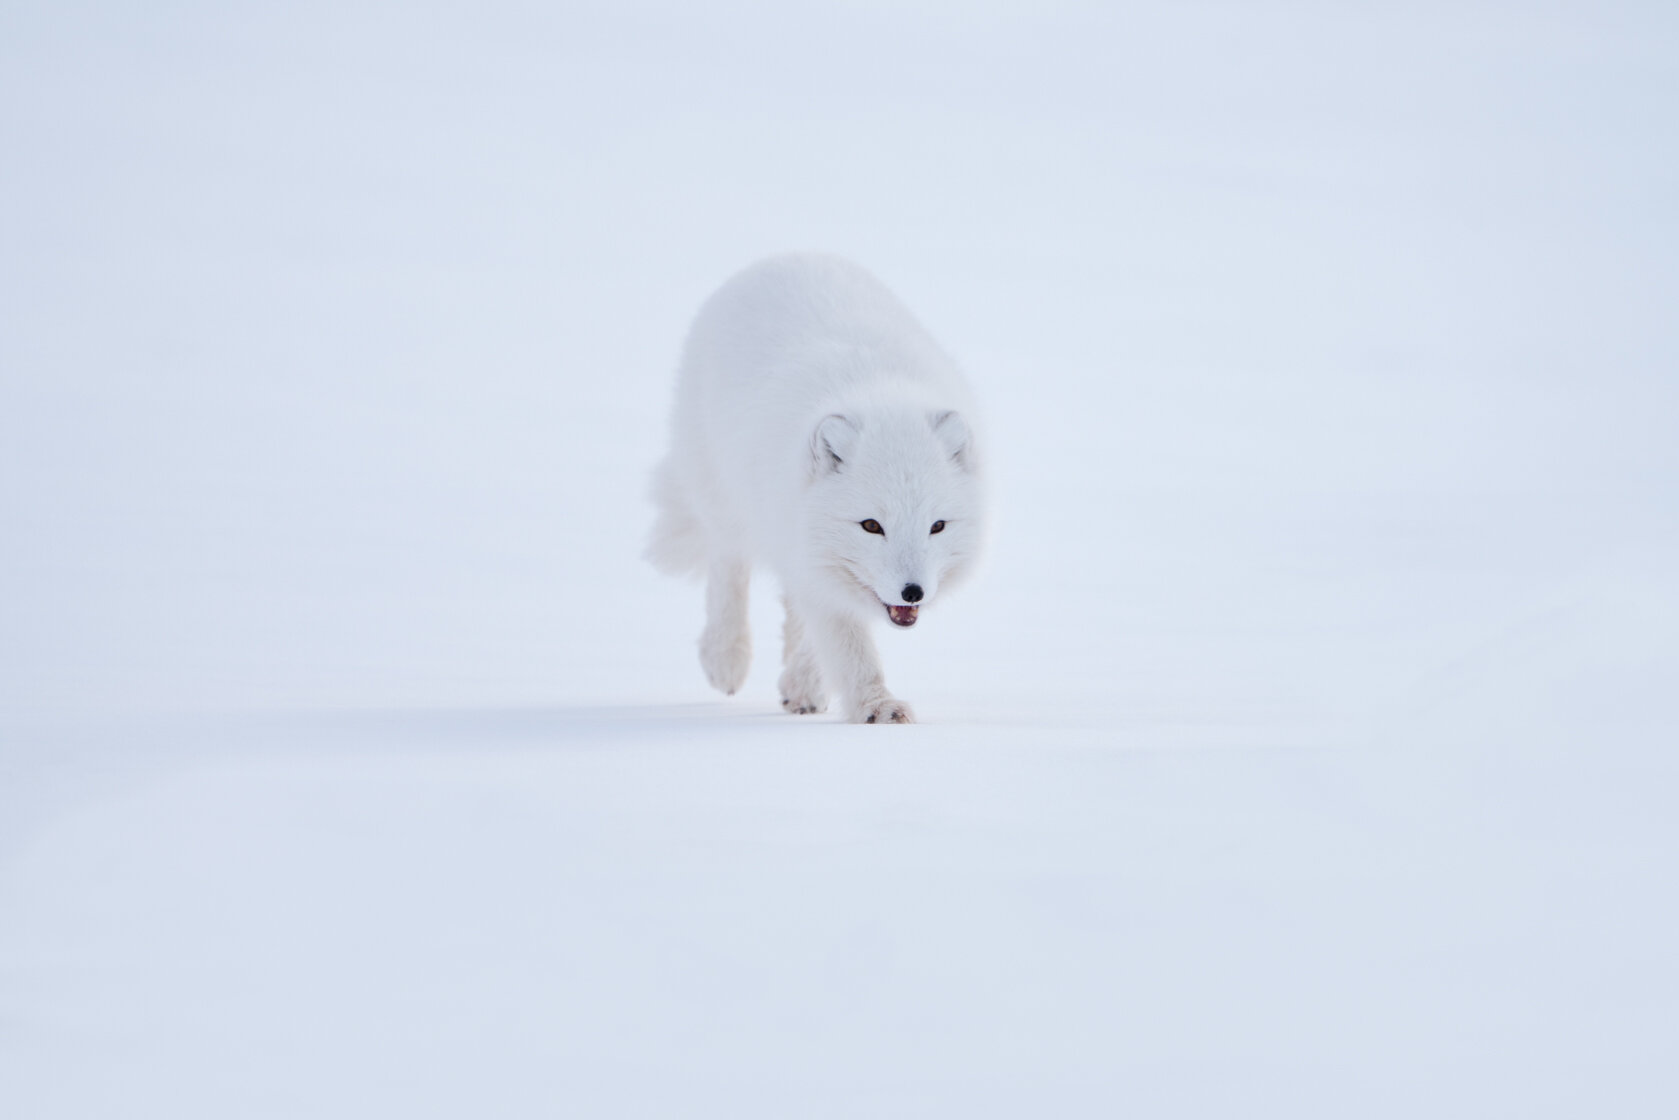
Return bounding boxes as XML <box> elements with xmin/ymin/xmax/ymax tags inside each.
<box><xmin>778</xmin><ymin>597</ymin><xmax>828</xmax><ymax>714</ymax></box>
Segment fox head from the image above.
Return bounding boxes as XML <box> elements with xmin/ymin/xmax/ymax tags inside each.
<box><xmin>802</xmin><ymin>405</ymin><xmax>985</xmax><ymax>627</ymax></box>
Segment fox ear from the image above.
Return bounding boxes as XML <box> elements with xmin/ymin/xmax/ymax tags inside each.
<box><xmin>811</xmin><ymin>414</ymin><xmax>858</xmax><ymax>476</ymax></box>
<box><xmin>931</xmin><ymin>410</ymin><xmax>972</xmax><ymax>468</ymax></box>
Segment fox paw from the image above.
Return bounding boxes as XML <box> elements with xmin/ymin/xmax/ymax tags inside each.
<box><xmin>778</xmin><ymin>666</ymin><xmax>827</xmax><ymax>715</ymax></box>
<box><xmin>781</xmin><ymin>696</ymin><xmax>828</xmax><ymax>715</ymax></box>
<box><xmin>853</xmin><ymin>697</ymin><xmax>915</xmax><ymax>725</ymax></box>
<box><xmin>699</xmin><ymin>627</ymin><xmax>751</xmax><ymax>696</ymax></box>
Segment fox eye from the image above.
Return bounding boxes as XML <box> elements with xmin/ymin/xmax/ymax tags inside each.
<box><xmin>930</xmin><ymin>520</ymin><xmax>946</xmax><ymax>534</ymax></box>
<box><xmin>860</xmin><ymin>519</ymin><xmax>884</xmax><ymax>535</ymax></box>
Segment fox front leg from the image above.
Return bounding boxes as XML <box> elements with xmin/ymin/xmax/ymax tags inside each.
<box><xmin>805</xmin><ymin>608</ymin><xmax>915</xmax><ymax>725</ymax></box>
<box><xmin>699</xmin><ymin>556</ymin><xmax>751</xmax><ymax>695</ymax></box>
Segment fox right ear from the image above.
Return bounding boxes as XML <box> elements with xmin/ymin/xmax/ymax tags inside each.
<box><xmin>931</xmin><ymin>410</ymin><xmax>972</xmax><ymax>469</ymax></box>
<box><xmin>811</xmin><ymin>414</ymin><xmax>858</xmax><ymax>477</ymax></box>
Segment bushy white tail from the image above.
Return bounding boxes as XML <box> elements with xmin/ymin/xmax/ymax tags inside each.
<box><xmin>644</xmin><ymin>457</ymin><xmax>707</xmax><ymax>576</ymax></box>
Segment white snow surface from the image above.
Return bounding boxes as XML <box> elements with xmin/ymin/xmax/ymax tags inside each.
<box><xmin>3</xmin><ymin>2</ymin><xmax>1677</xmax><ymax>1116</ymax></box>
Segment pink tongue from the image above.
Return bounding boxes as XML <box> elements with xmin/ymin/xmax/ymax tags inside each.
<box><xmin>887</xmin><ymin>604</ymin><xmax>919</xmax><ymax>627</ymax></box>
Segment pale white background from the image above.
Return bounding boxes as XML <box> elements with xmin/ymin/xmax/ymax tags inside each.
<box><xmin>3</xmin><ymin>2</ymin><xmax>1676</xmax><ymax>1116</ymax></box>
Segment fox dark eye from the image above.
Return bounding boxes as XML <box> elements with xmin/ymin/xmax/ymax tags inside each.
<box><xmin>860</xmin><ymin>519</ymin><xmax>884</xmax><ymax>535</ymax></box>
<box><xmin>930</xmin><ymin>520</ymin><xmax>946</xmax><ymax>534</ymax></box>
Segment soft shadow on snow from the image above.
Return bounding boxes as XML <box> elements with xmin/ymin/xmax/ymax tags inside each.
<box><xmin>3</xmin><ymin>659</ymin><xmax>1675</xmax><ymax>1118</ymax></box>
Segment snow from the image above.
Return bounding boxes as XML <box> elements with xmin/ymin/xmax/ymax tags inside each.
<box><xmin>3</xmin><ymin>1</ymin><xmax>1676</xmax><ymax>1115</ymax></box>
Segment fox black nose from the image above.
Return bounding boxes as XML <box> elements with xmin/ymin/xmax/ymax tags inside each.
<box><xmin>901</xmin><ymin>583</ymin><xmax>923</xmax><ymax>603</ymax></box>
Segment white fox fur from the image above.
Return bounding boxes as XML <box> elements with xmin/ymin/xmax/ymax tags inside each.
<box><xmin>647</xmin><ymin>254</ymin><xmax>986</xmax><ymax>724</ymax></box>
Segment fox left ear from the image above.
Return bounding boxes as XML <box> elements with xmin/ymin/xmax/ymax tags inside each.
<box><xmin>811</xmin><ymin>413</ymin><xmax>859</xmax><ymax>477</ymax></box>
<box><xmin>931</xmin><ymin>410</ymin><xmax>972</xmax><ymax>469</ymax></box>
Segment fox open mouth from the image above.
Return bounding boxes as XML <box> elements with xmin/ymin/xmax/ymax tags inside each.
<box><xmin>886</xmin><ymin>604</ymin><xmax>919</xmax><ymax>627</ymax></box>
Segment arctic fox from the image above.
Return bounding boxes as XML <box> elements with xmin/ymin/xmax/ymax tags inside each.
<box><xmin>646</xmin><ymin>254</ymin><xmax>986</xmax><ymax>724</ymax></box>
